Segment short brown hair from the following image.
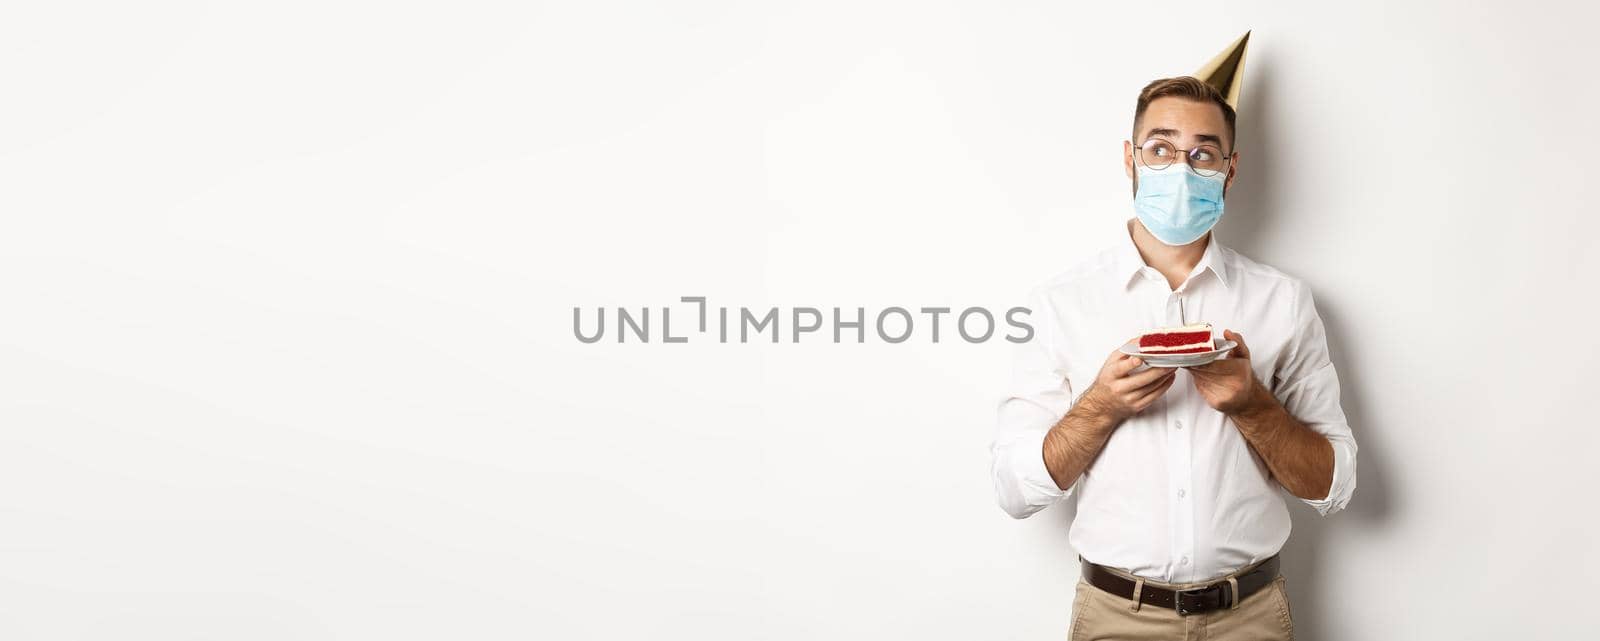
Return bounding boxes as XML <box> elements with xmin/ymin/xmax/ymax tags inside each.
<box><xmin>1132</xmin><ymin>76</ymin><xmax>1236</xmax><ymax>150</ymax></box>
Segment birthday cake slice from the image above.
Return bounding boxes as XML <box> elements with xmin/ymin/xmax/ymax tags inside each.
<box><xmin>1137</xmin><ymin>322</ymin><xmax>1214</xmax><ymax>354</ymax></box>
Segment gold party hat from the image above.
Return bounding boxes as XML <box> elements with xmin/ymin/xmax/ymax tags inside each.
<box><xmin>1194</xmin><ymin>31</ymin><xmax>1250</xmax><ymax>109</ymax></box>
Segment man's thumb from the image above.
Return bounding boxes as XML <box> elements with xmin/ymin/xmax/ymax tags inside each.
<box><xmin>1224</xmin><ymin>329</ymin><xmax>1250</xmax><ymax>357</ymax></box>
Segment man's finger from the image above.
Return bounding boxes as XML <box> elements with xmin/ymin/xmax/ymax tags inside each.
<box><xmin>1131</xmin><ymin>371</ymin><xmax>1178</xmax><ymax>407</ymax></box>
<box><xmin>1224</xmin><ymin>329</ymin><xmax>1250</xmax><ymax>359</ymax></box>
<box><xmin>1112</xmin><ymin>353</ymin><xmax>1144</xmax><ymax>377</ymax></box>
<box><xmin>1127</xmin><ymin>368</ymin><xmax>1176</xmax><ymax>395</ymax></box>
<box><xmin>1188</xmin><ymin>358</ymin><xmax>1244</xmax><ymax>376</ymax></box>
<box><xmin>1121</xmin><ymin>363</ymin><xmax>1173</xmax><ymax>388</ymax></box>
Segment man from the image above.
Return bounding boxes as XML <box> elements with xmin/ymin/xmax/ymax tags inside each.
<box><xmin>991</xmin><ymin>34</ymin><xmax>1357</xmax><ymax>640</ymax></box>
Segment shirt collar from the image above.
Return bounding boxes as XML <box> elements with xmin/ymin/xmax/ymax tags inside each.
<box><xmin>1117</xmin><ymin>227</ymin><xmax>1231</xmax><ymax>291</ymax></box>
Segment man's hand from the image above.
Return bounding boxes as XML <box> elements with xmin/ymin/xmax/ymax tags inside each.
<box><xmin>1080</xmin><ymin>342</ymin><xmax>1179</xmax><ymax>422</ymax></box>
<box><xmin>1041</xmin><ymin>341</ymin><xmax>1177</xmax><ymax>491</ymax></box>
<box><xmin>1187</xmin><ymin>329</ymin><xmax>1336</xmax><ymax>500</ymax></box>
<box><xmin>1187</xmin><ymin>329</ymin><xmax>1270</xmax><ymax>415</ymax></box>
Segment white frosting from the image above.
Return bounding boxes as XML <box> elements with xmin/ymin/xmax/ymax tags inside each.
<box><xmin>1144</xmin><ymin>322</ymin><xmax>1212</xmax><ymax>335</ymax></box>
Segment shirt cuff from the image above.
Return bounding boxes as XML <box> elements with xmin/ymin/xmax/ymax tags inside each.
<box><xmin>1298</xmin><ymin>436</ymin><xmax>1355</xmax><ymax>516</ymax></box>
<box><xmin>1014</xmin><ymin>428</ymin><xmax>1071</xmax><ymax>501</ymax></box>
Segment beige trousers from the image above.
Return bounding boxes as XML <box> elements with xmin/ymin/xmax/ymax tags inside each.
<box><xmin>1068</xmin><ymin>570</ymin><xmax>1295</xmax><ymax>641</ymax></box>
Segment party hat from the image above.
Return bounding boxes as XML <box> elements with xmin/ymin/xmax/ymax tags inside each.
<box><xmin>1194</xmin><ymin>31</ymin><xmax>1250</xmax><ymax>108</ymax></box>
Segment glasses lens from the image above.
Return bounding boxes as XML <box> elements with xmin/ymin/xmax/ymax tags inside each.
<box><xmin>1139</xmin><ymin>140</ymin><xmax>1176</xmax><ymax>169</ymax></box>
<box><xmin>1187</xmin><ymin>145</ymin><xmax>1227</xmax><ymax>177</ymax></box>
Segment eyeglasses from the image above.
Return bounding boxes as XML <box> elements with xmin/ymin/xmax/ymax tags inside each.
<box><xmin>1132</xmin><ymin>138</ymin><xmax>1233</xmax><ymax>177</ymax></box>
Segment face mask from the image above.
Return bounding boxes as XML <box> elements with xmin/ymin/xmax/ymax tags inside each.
<box><xmin>1132</xmin><ymin>162</ymin><xmax>1226</xmax><ymax>246</ymax></box>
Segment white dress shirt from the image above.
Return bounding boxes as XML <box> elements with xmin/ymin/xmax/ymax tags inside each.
<box><xmin>991</xmin><ymin>229</ymin><xmax>1358</xmax><ymax>584</ymax></box>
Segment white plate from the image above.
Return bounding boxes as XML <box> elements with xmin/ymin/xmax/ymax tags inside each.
<box><xmin>1119</xmin><ymin>339</ymin><xmax>1238</xmax><ymax>368</ymax></box>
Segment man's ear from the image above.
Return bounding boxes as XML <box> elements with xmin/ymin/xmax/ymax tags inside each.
<box><xmin>1123</xmin><ymin>140</ymin><xmax>1136</xmax><ymax>179</ymax></box>
<box><xmin>1223</xmin><ymin>151</ymin><xmax>1240</xmax><ymax>195</ymax></box>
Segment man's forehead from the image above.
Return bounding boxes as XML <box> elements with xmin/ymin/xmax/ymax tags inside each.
<box><xmin>1139</xmin><ymin>97</ymin><xmax>1228</xmax><ymax>140</ymax></box>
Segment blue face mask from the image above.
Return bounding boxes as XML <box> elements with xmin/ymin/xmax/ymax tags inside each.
<box><xmin>1132</xmin><ymin>163</ymin><xmax>1226</xmax><ymax>246</ymax></box>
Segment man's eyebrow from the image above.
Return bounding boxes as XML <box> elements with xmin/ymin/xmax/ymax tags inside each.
<box><xmin>1143</xmin><ymin>128</ymin><xmax>1225</xmax><ymax>148</ymax></box>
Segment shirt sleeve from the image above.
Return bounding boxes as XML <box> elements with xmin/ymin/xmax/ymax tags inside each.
<box><xmin>1272</xmin><ymin>279</ymin><xmax>1359</xmax><ymax>516</ymax></box>
<box><xmin>991</xmin><ymin>287</ymin><xmax>1077</xmax><ymax>519</ymax></box>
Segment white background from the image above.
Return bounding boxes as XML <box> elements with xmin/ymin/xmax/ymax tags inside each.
<box><xmin>2</xmin><ymin>1</ymin><xmax>1597</xmax><ymax>639</ymax></box>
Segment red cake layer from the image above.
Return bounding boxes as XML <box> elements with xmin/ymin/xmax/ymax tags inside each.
<box><xmin>1139</xmin><ymin>331</ymin><xmax>1212</xmax><ymax>349</ymax></box>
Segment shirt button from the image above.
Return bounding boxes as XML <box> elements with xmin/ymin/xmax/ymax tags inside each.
<box><xmin>1180</xmin><ymin>556</ymin><xmax>1190</xmax><ymax>566</ymax></box>
<box><xmin>1177</xmin><ymin>489</ymin><xmax>1187</xmax><ymax>498</ymax></box>
<box><xmin>1174</xmin><ymin>421</ymin><xmax>1184</xmax><ymax>430</ymax></box>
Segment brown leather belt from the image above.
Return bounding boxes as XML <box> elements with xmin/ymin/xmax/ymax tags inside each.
<box><xmin>1080</xmin><ymin>555</ymin><xmax>1280</xmax><ymax>616</ymax></box>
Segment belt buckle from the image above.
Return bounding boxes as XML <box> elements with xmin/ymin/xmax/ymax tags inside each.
<box><xmin>1173</xmin><ymin>587</ymin><xmax>1208</xmax><ymax>616</ymax></box>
